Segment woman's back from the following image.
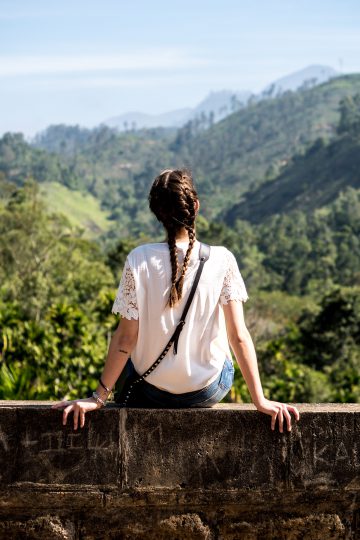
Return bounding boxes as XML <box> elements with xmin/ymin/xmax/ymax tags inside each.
<box><xmin>53</xmin><ymin>168</ymin><xmax>300</xmax><ymax>432</ymax></box>
<box><xmin>112</xmin><ymin>238</ymin><xmax>248</xmax><ymax>393</ymax></box>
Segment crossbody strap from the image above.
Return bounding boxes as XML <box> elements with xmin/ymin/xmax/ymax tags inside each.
<box><xmin>171</xmin><ymin>242</ymin><xmax>210</xmax><ymax>354</ymax></box>
<box><xmin>136</xmin><ymin>242</ymin><xmax>210</xmax><ymax>383</ymax></box>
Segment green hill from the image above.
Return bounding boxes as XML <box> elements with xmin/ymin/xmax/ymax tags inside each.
<box><xmin>0</xmin><ymin>128</ymin><xmax>174</xmax><ymax>236</ymax></box>
<box><xmin>173</xmin><ymin>74</ymin><xmax>360</xmax><ymax>217</ymax></box>
<box><xmin>224</xmin><ymin>94</ymin><xmax>360</xmax><ymax>224</ymax></box>
<box><xmin>2</xmin><ymin>74</ymin><xmax>360</xmax><ymax>235</ymax></box>
<box><xmin>29</xmin><ymin>74</ymin><xmax>360</xmax><ymax>223</ymax></box>
<box><xmin>39</xmin><ymin>182</ymin><xmax>112</xmax><ymax>237</ymax></box>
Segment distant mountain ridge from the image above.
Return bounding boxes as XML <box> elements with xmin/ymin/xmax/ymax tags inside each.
<box><xmin>4</xmin><ymin>72</ymin><xmax>360</xmax><ymax>237</ymax></box>
<box><xmin>103</xmin><ymin>64</ymin><xmax>338</xmax><ymax>131</ymax></box>
<box><xmin>261</xmin><ymin>65</ymin><xmax>338</xmax><ymax>97</ymax></box>
<box><xmin>104</xmin><ymin>90</ymin><xmax>252</xmax><ymax>131</ymax></box>
<box><xmin>105</xmin><ymin>108</ymin><xmax>193</xmax><ymax>130</ymax></box>
<box><xmin>171</xmin><ymin>74</ymin><xmax>360</xmax><ymax>218</ymax></box>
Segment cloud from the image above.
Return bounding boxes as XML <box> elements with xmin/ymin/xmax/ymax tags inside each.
<box><xmin>14</xmin><ymin>72</ymin><xmax>218</xmax><ymax>91</ymax></box>
<box><xmin>0</xmin><ymin>50</ymin><xmax>208</xmax><ymax>77</ymax></box>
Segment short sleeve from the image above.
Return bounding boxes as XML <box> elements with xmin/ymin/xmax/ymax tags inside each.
<box><xmin>219</xmin><ymin>250</ymin><xmax>249</xmax><ymax>304</ymax></box>
<box><xmin>111</xmin><ymin>258</ymin><xmax>139</xmax><ymax>319</ymax></box>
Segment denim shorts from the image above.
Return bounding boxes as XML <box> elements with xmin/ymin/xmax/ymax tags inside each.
<box><xmin>123</xmin><ymin>357</ymin><xmax>234</xmax><ymax>408</ymax></box>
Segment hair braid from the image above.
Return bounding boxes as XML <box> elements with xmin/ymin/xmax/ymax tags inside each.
<box><xmin>176</xmin><ymin>225</ymin><xmax>196</xmax><ymax>299</ymax></box>
<box><xmin>148</xmin><ymin>168</ymin><xmax>199</xmax><ymax>307</ymax></box>
<box><xmin>168</xmin><ymin>226</ymin><xmax>180</xmax><ymax>307</ymax></box>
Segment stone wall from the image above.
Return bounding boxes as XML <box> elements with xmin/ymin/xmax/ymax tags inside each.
<box><xmin>0</xmin><ymin>402</ymin><xmax>359</xmax><ymax>539</ymax></box>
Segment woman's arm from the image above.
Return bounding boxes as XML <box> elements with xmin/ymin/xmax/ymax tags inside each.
<box><xmin>51</xmin><ymin>317</ymin><xmax>139</xmax><ymax>429</ymax></box>
<box><xmin>223</xmin><ymin>300</ymin><xmax>264</xmax><ymax>406</ymax></box>
<box><xmin>223</xmin><ymin>300</ymin><xmax>300</xmax><ymax>432</ymax></box>
<box><xmin>94</xmin><ymin>317</ymin><xmax>139</xmax><ymax>396</ymax></box>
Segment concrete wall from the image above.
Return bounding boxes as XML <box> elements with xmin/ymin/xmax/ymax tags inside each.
<box><xmin>0</xmin><ymin>402</ymin><xmax>359</xmax><ymax>539</ymax></box>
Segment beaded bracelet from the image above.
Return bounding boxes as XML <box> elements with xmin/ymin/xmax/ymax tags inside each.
<box><xmin>92</xmin><ymin>391</ymin><xmax>105</xmax><ymax>407</ymax></box>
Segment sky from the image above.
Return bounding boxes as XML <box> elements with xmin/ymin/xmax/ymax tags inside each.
<box><xmin>1</xmin><ymin>0</ymin><xmax>360</xmax><ymax>137</ymax></box>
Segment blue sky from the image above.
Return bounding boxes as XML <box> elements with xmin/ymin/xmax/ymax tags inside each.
<box><xmin>1</xmin><ymin>0</ymin><xmax>359</xmax><ymax>136</ymax></box>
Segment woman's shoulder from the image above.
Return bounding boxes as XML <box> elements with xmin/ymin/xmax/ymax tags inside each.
<box><xmin>207</xmin><ymin>245</ymin><xmax>242</xmax><ymax>278</ymax></box>
<box><xmin>126</xmin><ymin>242</ymin><xmax>168</xmax><ymax>264</ymax></box>
<box><xmin>208</xmin><ymin>244</ymin><xmax>233</xmax><ymax>260</ymax></box>
<box><xmin>126</xmin><ymin>241</ymin><xmax>233</xmax><ymax>265</ymax></box>
<box><xmin>208</xmin><ymin>243</ymin><xmax>231</xmax><ymax>253</ymax></box>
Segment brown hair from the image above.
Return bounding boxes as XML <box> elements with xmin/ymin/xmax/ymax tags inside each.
<box><xmin>149</xmin><ymin>169</ymin><xmax>198</xmax><ymax>307</ymax></box>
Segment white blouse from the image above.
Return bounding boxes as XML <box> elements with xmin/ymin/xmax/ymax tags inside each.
<box><xmin>112</xmin><ymin>239</ymin><xmax>249</xmax><ymax>393</ymax></box>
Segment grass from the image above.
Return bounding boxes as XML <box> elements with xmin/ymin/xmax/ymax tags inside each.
<box><xmin>40</xmin><ymin>181</ymin><xmax>113</xmax><ymax>238</ymax></box>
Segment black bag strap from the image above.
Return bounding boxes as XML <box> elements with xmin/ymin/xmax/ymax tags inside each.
<box><xmin>171</xmin><ymin>242</ymin><xmax>210</xmax><ymax>354</ymax></box>
<box><xmin>135</xmin><ymin>242</ymin><xmax>210</xmax><ymax>384</ymax></box>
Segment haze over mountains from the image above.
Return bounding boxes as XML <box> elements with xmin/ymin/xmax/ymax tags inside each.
<box><xmin>103</xmin><ymin>65</ymin><xmax>338</xmax><ymax>131</ymax></box>
<box><xmin>1</xmin><ymin>68</ymin><xmax>357</xmax><ymax>244</ymax></box>
<box><xmin>261</xmin><ymin>65</ymin><xmax>338</xmax><ymax>96</ymax></box>
<box><xmin>104</xmin><ymin>90</ymin><xmax>252</xmax><ymax>131</ymax></box>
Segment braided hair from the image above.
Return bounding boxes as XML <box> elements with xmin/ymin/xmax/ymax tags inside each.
<box><xmin>149</xmin><ymin>169</ymin><xmax>198</xmax><ymax>307</ymax></box>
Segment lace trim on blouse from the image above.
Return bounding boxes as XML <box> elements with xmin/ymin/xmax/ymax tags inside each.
<box><xmin>112</xmin><ymin>249</ymin><xmax>248</xmax><ymax>318</ymax></box>
<box><xmin>111</xmin><ymin>259</ymin><xmax>139</xmax><ymax>320</ymax></box>
<box><xmin>219</xmin><ymin>251</ymin><xmax>249</xmax><ymax>305</ymax></box>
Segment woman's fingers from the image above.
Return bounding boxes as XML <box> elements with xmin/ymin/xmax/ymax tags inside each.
<box><xmin>80</xmin><ymin>409</ymin><xmax>86</xmax><ymax>428</ymax></box>
<box><xmin>271</xmin><ymin>409</ymin><xmax>278</xmax><ymax>430</ymax></box>
<box><xmin>58</xmin><ymin>402</ymin><xmax>90</xmax><ymax>429</ymax></box>
<box><xmin>53</xmin><ymin>399</ymin><xmax>96</xmax><ymax>429</ymax></box>
<box><xmin>277</xmin><ymin>408</ymin><xmax>284</xmax><ymax>433</ymax></box>
<box><xmin>63</xmin><ymin>404</ymin><xmax>73</xmax><ymax>426</ymax></box>
<box><xmin>271</xmin><ymin>404</ymin><xmax>300</xmax><ymax>432</ymax></box>
<box><xmin>73</xmin><ymin>406</ymin><xmax>79</xmax><ymax>430</ymax></box>
<box><xmin>51</xmin><ymin>400</ymin><xmax>70</xmax><ymax>409</ymax></box>
<box><xmin>282</xmin><ymin>406</ymin><xmax>292</xmax><ymax>432</ymax></box>
<box><xmin>287</xmin><ymin>404</ymin><xmax>300</xmax><ymax>422</ymax></box>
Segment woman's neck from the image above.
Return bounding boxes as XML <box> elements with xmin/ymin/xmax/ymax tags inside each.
<box><xmin>165</xmin><ymin>228</ymin><xmax>196</xmax><ymax>243</ymax></box>
<box><xmin>175</xmin><ymin>233</ymin><xmax>190</xmax><ymax>242</ymax></box>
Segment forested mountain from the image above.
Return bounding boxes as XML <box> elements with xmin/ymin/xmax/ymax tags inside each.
<box><xmin>1</xmin><ymin>74</ymin><xmax>360</xmax><ymax>404</ymax></box>
<box><xmin>261</xmin><ymin>65</ymin><xmax>337</xmax><ymax>97</ymax></box>
<box><xmin>172</xmin><ymin>74</ymin><xmax>360</xmax><ymax>217</ymax></box>
<box><xmin>32</xmin><ymin>124</ymin><xmax>175</xmax><ymax>156</ymax></box>
<box><xmin>0</xmin><ymin>132</ymin><xmax>69</xmax><ymax>186</ymax></box>
<box><xmin>103</xmin><ymin>65</ymin><xmax>336</xmax><ymax>131</ymax></box>
<box><xmin>1</xmin><ymin>127</ymin><xmax>175</xmax><ymax>236</ymax></box>
<box><xmin>225</xmin><ymin>93</ymin><xmax>360</xmax><ymax>224</ymax></box>
<box><xmin>1</xmin><ymin>178</ymin><xmax>359</xmax><ymax>402</ymax></box>
<box><xmin>104</xmin><ymin>90</ymin><xmax>252</xmax><ymax>131</ymax></box>
<box><xmin>1</xmin><ymin>74</ymin><xmax>360</xmax><ymax>235</ymax></box>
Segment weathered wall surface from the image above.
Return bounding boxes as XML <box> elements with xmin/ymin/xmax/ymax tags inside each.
<box><xmin>0</xmin><ymin>402</ymin><xmax>359</xmax><ymax>539</ymax></box>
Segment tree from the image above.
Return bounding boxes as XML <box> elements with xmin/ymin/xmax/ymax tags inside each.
<box><xmin>298</xmin><ymin>286</ymin><xmax>360</xmax><ymax>370</ymax></box>
<box><xmin>0</xmin><ymin>183</ymin><xmax>118</xmax><ymax>400</ymax></box>
<box><xmin>338</xmin><ymin>94</ymin><xmax>360</xmax><ymax>136</ymax></box>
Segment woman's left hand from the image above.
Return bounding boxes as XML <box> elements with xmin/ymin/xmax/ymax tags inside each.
<box><xmin>51</xmin><ymin>397</ymin><xmax>101</xmax><ymax>429</ymax></box>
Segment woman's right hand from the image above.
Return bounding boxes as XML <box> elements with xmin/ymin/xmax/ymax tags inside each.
<box><xmin>255</xmin><ymin>397</ymin><xmax>300</xmax><ymax>432</ymax></box>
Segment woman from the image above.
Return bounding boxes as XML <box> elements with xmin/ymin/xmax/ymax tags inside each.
<box><xmin>52</xmin><ymin>169</ymin><xmax>300</xmax><ymax>431</ymax></box>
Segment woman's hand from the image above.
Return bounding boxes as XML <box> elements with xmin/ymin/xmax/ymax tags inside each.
<box><xmin>51</xmin><ymin>397</ymin><xmax>101</xmax><ymax>430</ymax></box>
<box><xmin>255</xmin><ymin>397</ymin><xmax>300</xmax><ymax>432</ymax></box>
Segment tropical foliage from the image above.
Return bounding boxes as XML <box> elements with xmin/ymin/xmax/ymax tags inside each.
<box><xmin>1</xmin><ymin>76</ymin><xmax>360</xmax><ymax>403</ymax></box>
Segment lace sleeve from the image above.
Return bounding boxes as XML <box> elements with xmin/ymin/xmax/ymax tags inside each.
<box><xmin>220</xmin><ymin>250</ymin><xmax>249</xmax><ymax>304</ymax></box>
<box><xmin>111</xmin><ymin>259</ymin><xmax>139</xmax><ymax>319</ymax></box>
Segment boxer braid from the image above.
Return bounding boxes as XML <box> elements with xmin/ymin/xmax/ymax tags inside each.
<box><xmin>149</xmin><ymin>169</ymin><xmax>198</xmax><ymax>307</ymax></box>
